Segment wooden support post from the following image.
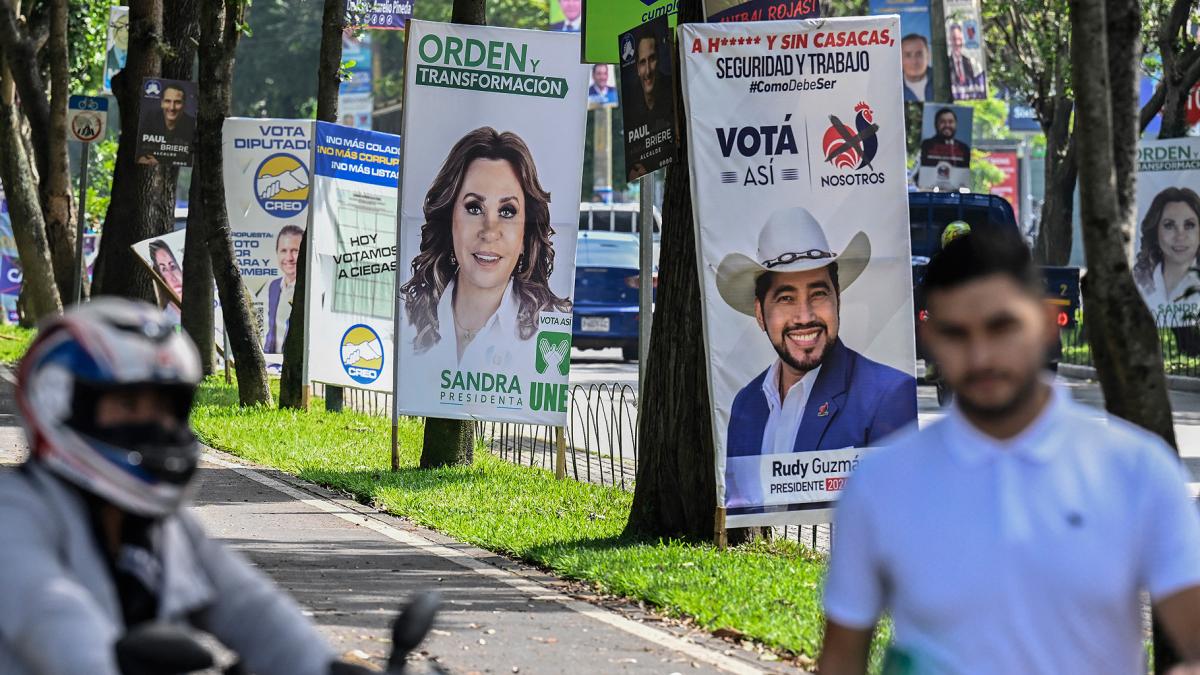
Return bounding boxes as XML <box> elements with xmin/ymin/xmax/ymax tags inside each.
<box><xmin>714</xmin><ymin>507</ymin><xmax>728</xmax><ymax>550</ymax></box>
<box><xmin>555</xmin><ymin>426</ymin><xmax>567</xmax><ymax>480</ymax></box>
<box><xmin>301</xmin><ymin>383</ymin><xmax>311</xmax><ymax>410</ymax></box>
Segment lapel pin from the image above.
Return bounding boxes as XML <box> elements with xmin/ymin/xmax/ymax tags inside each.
<box><xmin>817</xmin><ymin>402</ymin><xmax>830</xmax><ymax>417</ymax></box>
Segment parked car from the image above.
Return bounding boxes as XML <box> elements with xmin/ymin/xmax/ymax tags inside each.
<box><xmin>910</xmin><ymin>192</ymin><xmax>1080</xmax><ymax>404</ymax></box>
<box><xmin>572</xmin><ymin>231</ymin><xmax>655</xmax><ymax>361</ymax></box>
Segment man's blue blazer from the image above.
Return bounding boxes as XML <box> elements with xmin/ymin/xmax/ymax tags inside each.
<box><xmin>725</xmin><ymin>338</ymin><xmax>917</xmax><ymax>457</ymax></box>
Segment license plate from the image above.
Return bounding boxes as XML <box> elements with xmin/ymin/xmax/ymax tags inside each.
<box><xmin>581</xmin><ymin>317</ymin><xmax>609</xmax><ymax>332</ymax></box>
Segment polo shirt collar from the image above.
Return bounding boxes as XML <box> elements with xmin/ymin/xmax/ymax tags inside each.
<box><xmin>941</xmin><ymin>382</ymin><xmax>1068</xmax><ymax>466</ymax></box>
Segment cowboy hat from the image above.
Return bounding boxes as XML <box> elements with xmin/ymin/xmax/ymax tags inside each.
<box><xmin>716</xmin><ymin>207</ymin><xmax>871</xmax><ymax>317</ymax></box>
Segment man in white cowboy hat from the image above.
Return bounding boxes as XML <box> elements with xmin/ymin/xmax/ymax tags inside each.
<box><xmin>717</xmin><ymin>207</ymin><xmax>917</xmax><ymax>486</ymax></box>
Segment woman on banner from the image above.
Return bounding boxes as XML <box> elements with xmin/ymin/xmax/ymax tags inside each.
<box><xmin>148</xmin><ymin>239</ymin><xmax>183</xmax><ymax>324</ymax></box>
<box><xmin>399</xmin><ymin>126</ymin><xmax>572</xmax><ymax>388</ymax></box>
<box><xmin>1133</xmin><ymin>187</ymin><xmax>1200</xmax><ymax>324</ymax></box>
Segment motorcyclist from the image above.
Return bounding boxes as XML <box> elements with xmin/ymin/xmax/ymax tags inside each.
<box><xmin>0</xmin><ymin>299</ymin><xmax>357</xmax><ymax>674</ymax></box>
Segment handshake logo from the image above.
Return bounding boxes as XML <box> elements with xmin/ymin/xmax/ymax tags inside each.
<box><xmin>254</xmin><ymin>153</ymin><xmax>311</xmax><ymax>218</ymax></box>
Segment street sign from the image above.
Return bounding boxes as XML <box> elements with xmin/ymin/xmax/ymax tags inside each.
<box><xmin>67</xmin><ymin>95</ymin><xmax>108</xmax><ymax>144</ymax></box>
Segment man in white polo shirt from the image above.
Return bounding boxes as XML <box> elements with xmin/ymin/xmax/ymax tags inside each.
<box><xmin>819</xmin><ymin>232</ymin><xmax>1200</xmax><ymax>674</ymax></box>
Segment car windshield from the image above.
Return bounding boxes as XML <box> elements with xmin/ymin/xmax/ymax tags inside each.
<box><xmin>577</xmin><ymin>235</ymin><xmax>639</xmax><ymax>269</ymax></box>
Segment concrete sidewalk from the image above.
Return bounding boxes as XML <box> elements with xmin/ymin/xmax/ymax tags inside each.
<box><xmin>0</xmin><ymin>375</ymin><xmax>800</xmax><ymax>674</ymax></box>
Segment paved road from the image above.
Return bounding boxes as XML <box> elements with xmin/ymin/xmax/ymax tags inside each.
<box><xmin>0</xmin><ymin>372</ymin><xmax>794</xmax><ymax>675</ymax></box>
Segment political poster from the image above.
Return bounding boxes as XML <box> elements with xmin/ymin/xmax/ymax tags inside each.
<box><xmin>944</xmin><ymin>0</ymin><xmax>987</xmax><ymax>100</ymax></box>
<box><xmin>679</xmin><ymin>17</ymin><xmax>918</xmax><ymax>527</ymax></box>
<box><xmin>619</xmin><ymin>16</ymin><xmax>676</xmax><ymax>181</ymax></box>
<box><xmin>870</xmin><ymin>0</ymin><xmax>932</xmax><ymax>103</ymax></box>
<box><xmin>1133</xmin><ymin>137</ymin><xmax>1200</xmax><ymax>327</ymax></box>
<box><xmin>347</xmin><ymin>0</ymin><xmax>413</xmax><ymax>30</ymax></box>
<box><xmin>303</xmin><ymin>122</ymin><xmax>400</xmax><ymax>393</ymax></box>
<box><xmin>986</xmin><ymin>148</ymin><xmax>1019</xmax><ymax>224</ymax></box>
<box><xmin>581</xmin><ymin>0</ymin><xmax>677</xmax><ymax>64</ymax></box>
<box><xmin>129</xmin><ymin>229</ymin><xmax>187</xmax><ymax>325</ymax></box>
<box><xmin>549</xmin><ymin>0</ymin><xmax>582</xmax><ymax>32</ymax></box>
<box><xmin>339</xmin><ymin>94</ymin><xmax>375</xmax><ymax>129</ymax></box>
<box><xmin>0</xmin><ymin>181</ymin><xmax>19</xmax><ymax>323</ymax></box>
<box><xmin>223</xmin><ymin>118</ymin><xmax>314</xmax><ymax>369</ymax></box>
<box><xmin>397</xmin><ymin>21</ymin><xmax>588</xmax><ymax>425</ymax></box>
<box><xmin>135</xmin><ymin>78</ymin><xmax>197</xmax><ymax>168</ymax></box>
<box><xmin>916</xmin><ymin>102</ymin><xmax>972</xmax><ymax>190</ymax></box>
<box><xmin>587</xmin><ymin>64</ymin><xmax>618</xmax><ymax>109</ymax></box>
<box><xmin>703</xmin><ymin>0</ymin><xmax>820</xmax><ymax>23</ymax></box>
<box><xmin>103</xmin><ymin>6</ymin><xmax>129</xmax><ymax>94</ymax></box>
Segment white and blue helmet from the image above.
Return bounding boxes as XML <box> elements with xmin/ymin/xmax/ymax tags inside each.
<box><xmin>17</xmin><ymin>299</ymin><xmax>203</xmax><ymax>517</ymax></box>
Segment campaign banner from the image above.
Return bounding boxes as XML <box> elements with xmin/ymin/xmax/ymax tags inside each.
<box><xmin>581</xmin><ymin>0</ymin><xmax>677</xmax><ymax>64</ymax></box>
<box><xmin>339</xmin><ymin>93</ymin><xmax>375</xmax><ymax>129</ymax></box>
<box><xmin>136</xmin><ymin>78</ymin><xmax>197</xmax><ymax>167</ymax></box>
<box><xmin>223</xmin><ymin>118</ymin><xmax>314</xmax><ymax>369</ymax></box>
<box><xmin>304</xmin><ymin>122</ymin><xmax>400</xmax><ymax>393</ymax></box>
<box><xmin>347</xmin><ymin>0</ymin><xmax>413</xmax><ymax>30</ymax></box>
<box><xmin>397</xmin><ymin>21</ymin><xmax>588</xmax><ymax>425</ymax></box>
<box><xmin>1133</xmin><ymin>138</ymin><xmax>1200</xmax><ymax>326</ymax></box>
<box><xmin>986</xmin><ymin>148</ymin><xmax>1019</xmax><ymax>223</ymax></box>
<box><xmin>679</xmin><ymin>17</ymin><xmax>918</xmax><ymax>527</ymax></box>
<box><xmin>870</xmin><ymin>0</ymin><xmax>932</xmax><ymax>104</ymax></box>
<box><xmin>549</xmin><ymin>0</ymin><xmax>582</xmax><ymax>32</ymax></box>
<box><xmin>340</xmin><ymin>31</ymin><xmax>374</xmax><ymax>97</ymax></box>
<box><xmin>944</xmin><ymin>0</ymin><xmax>987</xmax><ymax>100</ymax></box>
<box><xmin>619</xmin><ymin>15</ymin><xmax>676</xmax><ymax>181</ymax></box>
<box><xmin>587</xmin><ymin>64</ymin><xmax>618</xmax><ymax>109</ymax></box>
<box><xmin>103</xmin><ymin>7</ymin><xmax>129</xmax><ymax>94</ymax></box>
<box><xmin>703</xmin><ymin>0</ymin><xmax>820</xmax><ymax>23</ymax></box>
<box><xmin>129</xmin><ymin>229</ymin><xmax>188</xmax><ymax>328</ymax></box>
<box><xmin>0</xmin><ymin>182</ymin><xmax>18</xmax><ymax>322</ymax></box>
<box><xmin>916</xmin><ymin>102</ymin><xmax>972</xmax><ymax>190</ymax></box>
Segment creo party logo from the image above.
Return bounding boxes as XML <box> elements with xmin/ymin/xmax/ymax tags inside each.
<box><xmin>821</xmin><ymin>102</ymin><xmax>879</xmax><ymax>171</ymax></box>
<box><xmin>254</xmin><ymin>153</ymin><xmax>310</xmax><ymax>218</ymax></box>
<box><xmin>340</xmin><ymin>324</ymin><xmax>383</xmax><ymax>385</ymax></box>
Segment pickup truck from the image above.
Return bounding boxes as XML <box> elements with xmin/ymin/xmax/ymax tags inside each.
<box><xmin>909</xmin><ymin>192</ymin><xmax>1081</xmax><ymax>405</ymax></box>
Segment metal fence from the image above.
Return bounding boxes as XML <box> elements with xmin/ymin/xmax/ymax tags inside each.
<box><xmin>312</xmin><ymin>378</ymin><xmax>831</xmax><ymax>551</ymax></box>
<box><xmin>1060</xmin><ymin>308</ymin><xmax>1200</xmax><ymax>378</ymax></box>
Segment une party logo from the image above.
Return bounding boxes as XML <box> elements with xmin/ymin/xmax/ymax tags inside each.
<box><xmin>255</xmin><ymin>153</ymin><xmax>310</xmax><ymax>218</ymax></box>
<box><xmin>821</xmin><ymin>102</ymin><xmax>880</xmax><ymax>171</ymax></box>
<box><xmin>340</xmin><ymin>324</ymin><xmax>384</xmax><ymax>384</ymax></box>
<box><xmin>534</xmin><ymin>331</ymin><xmax>571</xmax><ymax>376</ymax></box>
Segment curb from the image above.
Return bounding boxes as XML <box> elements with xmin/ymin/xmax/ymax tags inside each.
<box><xmin>1058</xmin><ymin>363</ymin><xmax>1200</xmax><ymax>394</ymax></box>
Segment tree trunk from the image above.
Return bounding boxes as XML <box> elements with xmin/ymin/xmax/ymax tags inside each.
<box><xmin>0</xmin><ymin>51</ymin><xmax>61</xmax><ymax>322</ymax></box>
<box><xmin>624</xmin><ymin>0</ymin><xmax>765</xmax><ymax>543</ymax></box>
<box><xmin>91</xmin><ymin>0</ymin><xmax>177</xmax><ymax>302</ymax></box>
<box><xmin>1069</xmin><ymin>0</ymin><xmax>1178</xmax><ymax>664</ymax></box>
<box><xmin>416</xmin><ymin>0</ymin><xmax>486</xmax><ymax>467</ymax></box>
<box><xmin>43</xmin><ymin>0</ymin><xmax>76</xmax><ymax>303</ymax></box>
<box><xmin>1033</xmin><ymin>42</ymin><xmax>1078</xmax><ymax>266</ymax></box>
<box><xmin>181</xmin><ymin>176</ymin><xmax>215</xmax><ymax>374</ymax></box>
<box><xmin>929</xmin><ymin>0</ymin><xmax>952</xmax><ymax>102</ymax></box>
<box><xmin>279</xmin><ymin>0</ymin><xmax>346</xmax><ymax>409</ymax></box>
<box><xmin>197</xmin><ymin>0</ymin><xmax>270</xmax><ymax>406</ymax></box>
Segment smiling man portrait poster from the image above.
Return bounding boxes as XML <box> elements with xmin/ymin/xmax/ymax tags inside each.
<box><xmin>680</xmin><ymin>17</ymin><xmax>917</xmax><ymax>526</ymax></box>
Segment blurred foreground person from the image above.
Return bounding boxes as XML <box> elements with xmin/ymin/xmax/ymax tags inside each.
<box><xmin>819</xmin><ymin>233</ymin><xmax>1200</xmax><ymax>674</ymax></box>
<box><xmin>0</xmin><ymin>299</ymin><xmax>359</xmax><ymax>674</ymax></box>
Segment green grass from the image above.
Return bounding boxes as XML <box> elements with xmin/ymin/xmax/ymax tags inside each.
<box><xmin>192</xmin><ymin>379</ymin><xmax>836</xmax><ymax>664</ymax></box>
<box><xmin>0</xmin><ymin>325</ymin><xmax>35</xmax><ymax>364</ymax></box>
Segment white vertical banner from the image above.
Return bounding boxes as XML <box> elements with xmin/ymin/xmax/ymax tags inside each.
<box><xmin>1133</xmin><ymin>138</ymin><xmax>1200</xmax><ymax>326</ymax></box>
<box><xmin>304</xmin><ymin>122</ymin><xmax>401</xmax><ymax>392</ymax></box>
<box><xmin>679</xmin><ymin>18</ymin><xmax>918</xmax><ymax>527</ymax></box>
<box><xmin>394</xmin><ymin>21</ymin><xmax>589</xmax><ymax>425</ymax></box>
<box><xmin>223</xmin><ymin>118</ymin><xmax>314</xmax><ymax>372</ymax></box>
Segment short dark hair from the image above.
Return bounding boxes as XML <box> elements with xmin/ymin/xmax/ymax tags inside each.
<box><xmin>900</xmin><ymin>33</ymin><xmax>929</xmax><ymax>47</ymax></box>
<box><xmin>922</xmin><ymin>231</ymin><xmax>1042</xmax><ymax>297</ymax></box>
<box><xmin>276</xmin><ymin>224</ymin><xmax>304</xmax><ymax>249</ymax></box>
<box><xmin>163</xmin><ymin>84</ymin><xmax>187</xmax><ymax>101</ymax></box>
<box><xmin>754</xmin><ymin>262</ymin><xmax>840</xmax><ymax>307</ymax></box>
<box><xmin>935</xmin><ymin>107</ymin><xmax>957</xmax><ymax>123</ymax></box>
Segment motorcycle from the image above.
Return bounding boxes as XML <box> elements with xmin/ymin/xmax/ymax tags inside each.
<box><xmin>115</xmin><ymin>593</ymin><xmax>440</xmax><ymax>675</ymax></box>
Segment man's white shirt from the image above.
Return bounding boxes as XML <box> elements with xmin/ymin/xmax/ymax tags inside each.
<box><xmin>274</xmin><ymin>277</ymin><xmax>295</xmax><ymax>351</ymax></box>
<box><xmin>824</xmin><ymin>386</ymin><xmax>1200</xmax><ymax>674</ymax></box>
<box><xmin>759</xmin><ymin>361</ymin><xmax>821</xmax><ymax>455</ymax></box>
